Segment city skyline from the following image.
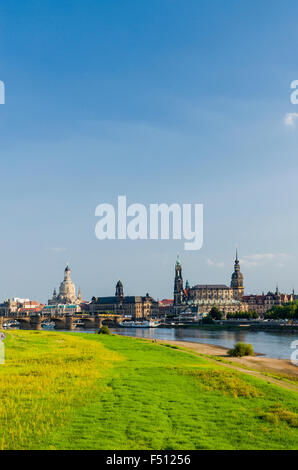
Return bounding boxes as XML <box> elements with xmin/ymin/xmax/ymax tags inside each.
<box><xmin>0</xmin><ymin>251</ymin><xmax>295</xmax><ymax>305</ymax></box>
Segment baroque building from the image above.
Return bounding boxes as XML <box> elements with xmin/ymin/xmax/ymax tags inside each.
<box><xmin>48</xmin><ymin>265</ymin><xmax>82</xmax><ymax>305</ymax></box>
<box><xmin>173</xmin><ymin>251</ymin><xmax>247</xmax><ymax>316</ymax></box>
<box><xmin>242</xmin><ymin>287</ymin><xmax>294</xmax><ymax>317</ymax></box>
<box><xmin>90</xmin><ymin>280</ymin><xmax>158</xmax><ymax>319</ymax></box>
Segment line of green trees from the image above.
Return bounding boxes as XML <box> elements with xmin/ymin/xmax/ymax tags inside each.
<box><xmin>265</xmin><ymin>302</ymin><xmax>298</xmax><ymax>320</ymax></box>
<box><xmin>202</xmin><ymin>307</ymin><xmax>259</xmax><ymax>324</ymax></box>
<box><xmin>202</xmin><ymin>302</ymin><xmax>298</xmax><ymax>323</ymax></box>
<box><xmin>226</xmin><ymin>311</ymin><xmax>259</xmax><ymax>319</ymax></box>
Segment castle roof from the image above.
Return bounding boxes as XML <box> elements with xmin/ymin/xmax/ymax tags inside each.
<box><xmin>93</xmin><ymin>296</ymin><xmax>143</xmax><ymax>304</ymax></box>
<box><xmin>192</xmin><ymin>284</ymin><xmax>230</xmax><ymax>290</ymax></box>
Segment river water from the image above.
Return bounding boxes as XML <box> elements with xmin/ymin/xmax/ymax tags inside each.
<box><xmin>39</xmin><ymin>325</ymin><xmax>298</xmax><ymax>359</ymax></box>
<box><xmin>108</xmin><ymin>327</ymin><xmax>298</xmax><ymax>359</ymax></box>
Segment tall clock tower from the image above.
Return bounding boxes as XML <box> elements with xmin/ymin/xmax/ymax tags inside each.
<box><xmin>230</xmin><ymin>250</ymin><xmax>244</xmax><ymax>300</ymax></box>
<box><xmin>173</xmin><ymin>254</ymin><xmax>184</xmax><ymax>306</ymax></box>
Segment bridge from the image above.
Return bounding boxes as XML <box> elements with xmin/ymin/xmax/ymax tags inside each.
<box><xmin>0</xmin><ymin>313</ymin><xmax>124</xmax><ymax>330</ymax></box>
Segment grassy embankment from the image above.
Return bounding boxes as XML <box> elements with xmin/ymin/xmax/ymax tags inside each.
<box><xmin>0</xmin><ymin>330</ymin><xmax>297</xmax><ymax>450</ymax></box>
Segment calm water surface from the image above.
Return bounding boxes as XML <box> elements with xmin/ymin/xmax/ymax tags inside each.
<box><xmin>109</xmin><ymin>327</ymin><xmax>298</xmax><ymax>360</ymax></box>
<box><xmin>43</xmin><ymin>326</ymin><xmax>297</xmax><ymax>359</ymax></box>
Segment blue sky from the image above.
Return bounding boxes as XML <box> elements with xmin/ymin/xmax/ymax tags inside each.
<box><xmin>0</xmin><ymin>0</ymin><xmax>298</xmax><ymax>302</ymax></box>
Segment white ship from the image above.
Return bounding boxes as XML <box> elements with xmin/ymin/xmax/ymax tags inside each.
<box><xmin>41</xmin><ymin>321</ymin><xmax>55</xmax><ymax>329</ymax></box>
<box><xmin>3</xmin><ymin>320</ymin><xmax>20</xmax><ymax>328</ymax></box>
<box><xmin>119</xmin><ymin>319</ymin><xmax>160</xmax><ymax>328</ymax></box>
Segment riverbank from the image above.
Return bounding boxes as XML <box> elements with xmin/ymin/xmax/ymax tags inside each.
<box><xmin>161</xmin><ymin>323</ymin><xmax>298</xmax><ymax>332</ymax></box>
<box><xmin>0</xmin><ymin>330</ymin><xmax>297</xmax><ymax>449</ymax></box>
<box><xmin>111</xmin><ymin>326</ymin><xmax>297</xmax><ymax>359</ymax></box>
<box><xmin>151</xmin><ymin>339</ymin><xmax>298</xmax><ymax>384</ymax></box>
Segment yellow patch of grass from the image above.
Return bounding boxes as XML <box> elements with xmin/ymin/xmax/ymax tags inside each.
<box><xmin>0</xmin><ymin>331</ymin><xmax>122</xmax><ymax>450</ymax></box>
<box><xmin>181</xmin><ymin>368</ymin><xmax>263</xmax><ymax>398</ymax></box>
<box><xmin>257</xmin><ymin>404</ymin><xmax>298</xmax><ymax>428</ymax></box>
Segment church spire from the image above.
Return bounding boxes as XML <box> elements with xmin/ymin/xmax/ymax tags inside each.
<box><xmin>231</xmin><ymin>249</ymin><xmax>244</xmax><ymax>299</ymax></box>
<box><xmin>115</xmin><ymin>279</ymin><xmax>124</xmax><ymax>299</ymax></box>
<box><xmin>174</xmin><ymin>255</ymin><xmax>184</xmax><ymax>306</ymax></box>
<box><xmin>275</xmin><ymin>284</ymin><xmax>280</xmax><ymax>296</ymax></box>
<box><xmin>78</xmin><ymin>287</ymin><xmax>82</xmax><ymax>302</ymax></box>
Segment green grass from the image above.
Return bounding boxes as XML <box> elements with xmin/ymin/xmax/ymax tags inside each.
<box><xmin>0</xmin><ymin>330</ymin><xmax>297</xmax><ymax>450</ymax></box>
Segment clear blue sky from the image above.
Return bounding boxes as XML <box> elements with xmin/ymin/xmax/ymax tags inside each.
<box><xmin>0</xmin><ymin>0</ymin><xmax>298</xmax><ymax>302</ymax></box>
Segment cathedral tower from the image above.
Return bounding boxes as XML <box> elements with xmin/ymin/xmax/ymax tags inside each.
<box><xmin>173</xmin><ymin>254</ymin><xmax>184</xmax><ymax>306</ymax></box>
<box><xmin>230</xmin><ymin>250</ymin><xmax>244</xmax><ymax>300</ymax></box>
<box><xmin>115</xmin><ymin>280</ymin><xmax>124</xmax><ymax>300</ymax></box>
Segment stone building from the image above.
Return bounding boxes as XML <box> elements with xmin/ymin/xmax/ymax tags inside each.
<box><xmin>0</xmin><ymin>299</ymin><xmax>43</xmax><ymax>315</ymax></box>
<box><xmin>42</xmin><ymin>304</ymin><xmax>81</xmax><ymax>316</ymax></box>
<box><xmin>0</xmin><ymin>299</ymin><xmax>18</xmax><ymax>315</ymax></box>
<box><xmin>158</xmin><ymin>299</ymin><xmax>174</xmax><ymax>317</ymax></box>
<box><xmin>48</xmin><ymin>265</ymin><xmax>82</xmax><ymax>305</ymax></box>
<box><xmin>242</xmin><ymin>288</ymin><xmax>294</xmax><ymax>317</ymax></box>
<box><xmin>90</xmin><ymin>280</ymin><xmax>158</xmax><ymax>319</ymax></box>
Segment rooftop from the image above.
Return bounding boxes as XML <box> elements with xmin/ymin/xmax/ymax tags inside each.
<box><xmin>192</xmin><ymin>284</ymin><xmax>230</xmax><ymax>290</ymax></box>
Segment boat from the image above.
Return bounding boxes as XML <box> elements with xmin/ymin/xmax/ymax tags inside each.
<box><xmin>119</xmin><ymin>319</ymin><xmax>160</xmax><ymax>328</ymax></box>
<box><xmin>41</xmin><ymin>321</ymin><xmax>55</xmax><ymax>329</ymax></box>
<box><xmin>4</xmin><ymin>320</ymin><xmax>20</xmax><ymax>328</ymax></box>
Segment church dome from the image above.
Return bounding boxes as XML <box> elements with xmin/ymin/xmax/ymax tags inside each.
<box><xmin>59</xmin><ymin>265</ymin><xmax>78</xmax><ymax>303</ymax></box>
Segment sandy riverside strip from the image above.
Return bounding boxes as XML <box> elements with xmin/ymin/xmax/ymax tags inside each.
<box><xmin>122</xmin><ymin>335</ymin><xmax>298</xmax><ymax>393</ymax></box>
<box><xmin>154</xmin><ymin>339</ymin><xmax>298</xmax><ymax>392</ymax></box>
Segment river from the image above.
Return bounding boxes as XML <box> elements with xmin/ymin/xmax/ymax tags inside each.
<box><xmin>57</xmin><ymin>325</ymin><xmax>298</xmax><ymax>359</ymax></box>
<box><xmin>108</xmin><ymin>327</ymin><xmax>298</xmax><ymax>359</ymax></box>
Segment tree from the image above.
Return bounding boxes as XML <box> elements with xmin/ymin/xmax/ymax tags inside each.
<box><xmin>265</xmin><ymin>303</ymin><xmax>298</xmax><ymax>320</ymax></box>
<box><xmin>202</xmin><ymin>314</ymin><xmax>214</xmax><ymax>325</ymax></box>
<box><xmin>209</xmin><ymin>306</ymin><xmax>223</xmax><ymax>320</ymax></box>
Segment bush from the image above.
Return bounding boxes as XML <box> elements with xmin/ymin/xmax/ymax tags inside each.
<box><xmin>97</xmin><ymin>326</ymin><xmax>111</xmax><ymax>335</ymax></box>
<box><xmin>209</xmin><ymin>306</ymin><xmax>223</xmax><ymax>320</ymax></box>
<box><xmin>228</xmin><ymin>342</ymin><xmax>254</xmax><ymax>357</ymax></box>
<box><xmin>227</xmin><ymin>311</ymin><xmax>259</xmax><ymax>320</ymax></box>
<box><xmin>202</xmin><ymin>315</ymin><xmax>214</xmax><ymax>325</ymax></box>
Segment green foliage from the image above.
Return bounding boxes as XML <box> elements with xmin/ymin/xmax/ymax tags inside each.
<box><xmin>227</xmin><ymin>311</ymin><xmax>259</xmax><ymax>320</ymax></box>
<box><xmin>265</xmin><ymin>301</ymin><xmax>298</xmax><ymax>320</ymax></box>
<box><xmin>209</xmin><ymin>306</ymin><xmax>223</xmax><ymax>320</ymax></box>
<box><xmin>202</xmin><ymin>314</ymin><xmax>214</xmax><ymax>324</ymax></box>
<box><xmin>98</xmin><ymin>325</ymin><xmax>111</xmax><ymax>335</ymax></box>
<box><xmin>228</xmin><ymin>342</ymin><xmax>254</xmax><ymax>357</ymax></box>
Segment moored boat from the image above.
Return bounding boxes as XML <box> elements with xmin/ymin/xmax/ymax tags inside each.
<box><xmin>41</xmin><ymin>321</ymin><xmax>55</xmax><ymax>329</ymax></box>
<box><xmin>119</xmin><ymin>319</ymin><xmax>160</xmax><ymax>328</ymax></box>
<box><xmin>4</xmin><ymin>320</ymin><xmax>20</xmax><ymax>328</ymax></box>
